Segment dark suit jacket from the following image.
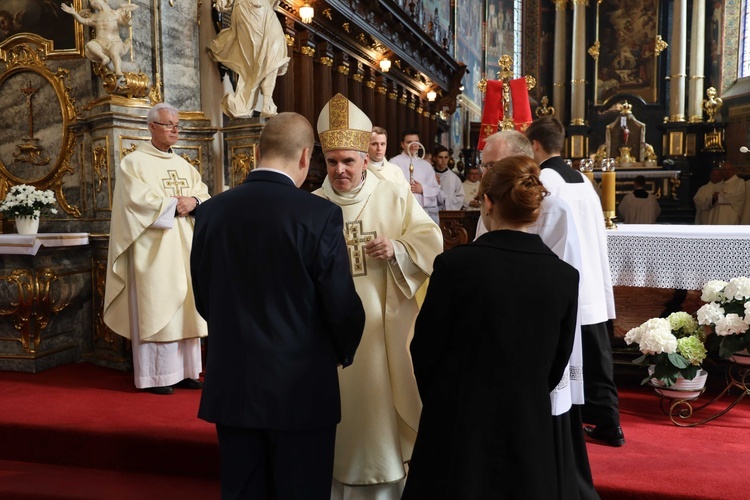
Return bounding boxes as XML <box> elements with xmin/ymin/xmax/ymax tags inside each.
<box><xmin>191</xmin><ymin>169</ymin><xmax>364</xmax><ymax>430</ymax></box>
<box><xmin>404</xmin><ymin>230</ymin><xmax>579</xmax><ymax>500</ymax></box>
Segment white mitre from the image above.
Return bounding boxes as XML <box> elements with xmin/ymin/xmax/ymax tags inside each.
<box><xmin>317</xmin><ymin>93</ymin><xmax>372</xmax><ymax>153</ymax></box>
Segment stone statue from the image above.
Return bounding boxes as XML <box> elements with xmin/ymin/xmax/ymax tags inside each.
<box><xmin>208</xmin><ymin>0</ymin><xmax>290</xmax><ymax>118</ymax></box>
<box><xmin>702</xmin><ymin>87</ymin><xmax>723</xmax><ymax>123</ymax></box>
<box><xmin>61</xmin><ymin>0</ymin><xmax>138</xmax><ymax>77</ymax></box>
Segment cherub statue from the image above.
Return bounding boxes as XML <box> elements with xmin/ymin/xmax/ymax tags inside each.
<box><xmin>208</xmin><ymin>0</ymin><xmax>290</xmax><ymax>118</ymax></box>
<box><xmin>643</xmin><ymin>143</ymin><xmax>657</xmax><ymax>162</ymax></box>
<box><xmin>61</xmin><ymin>0</ymin><xmax>138</xmax><ymax>77</ymax></box>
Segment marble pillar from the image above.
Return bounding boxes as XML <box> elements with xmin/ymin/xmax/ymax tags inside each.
<box><xmin>688</xmin><ymin>0</ymin><xmax>706</xmax><ymax>123</ymax></box>
<box><xmin>669</xmin><ymin>0</ymin><xmax>688</xmax><ymax>122</ymax></box>
<box><xmin>570</xmin><ymin>0</ymin><xmax>586</xmax><ymax>126</ymax></box>
<box><xmin>553</xmin><ymin>0</ymin><xmax>568</xmax><ymax>123</ymax></box>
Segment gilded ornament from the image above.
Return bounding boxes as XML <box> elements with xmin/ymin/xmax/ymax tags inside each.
<box><xmin>477</xmin><ymin>78</ymin><xmax>488</xmax><ymax>93</ymax></box>
<box><xmin>702</xmin><ymin>87</ymin><xmax>723</xmax><ymax>123</ymax></box>
<box><xmin>535</xmin><ymin>95</ymin><xmax>555</xmax><ymax>117</ymax></box>
<box><xmin>301</xmin><ymin>46</ymin><xmax>316</xmax><ymax>57</ymax></box>
<box><xmin>337</xmin><ymin>65</ymin><xmax>349</xmax><ymax>75</ymax></box>
<box><xmin>588</xmin><ymin>40</ymin><xmax>600</xmax><ymax>61</ymax></box>
<box><xmin>319</xmin><ymin>56</ymin><xmax>334</xmax><ymax>67</ymax></box>
<box><xmin>654</xmin><ymin>35</ymin><xmax>668</xmax><ymax>57</ymax></box>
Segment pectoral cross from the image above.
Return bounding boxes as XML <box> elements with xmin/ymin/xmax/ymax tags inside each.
<box><xmin>162</xmin><ymin>170</ymin><xmax>189</xmax><ymax>196</ymax></box>
<box><xmin>344</xmin><ymin>221</ymin><xmax>376</xmax><ymax>277</ymax></box>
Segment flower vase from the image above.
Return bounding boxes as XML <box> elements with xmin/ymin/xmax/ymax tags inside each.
<box><xmin>729</xmin><ymin>349</ymin><xmax>750</xmax><ymax>366</ymax></box>
<box><xmin>648</xmin><ymin>366</ymin><xmax>708</xmax><ymax>400</ymax></box>
<box><xmin>15</xmin><ymin>216</ymin><xmax>39</xmax><ymax>235</ymax></box>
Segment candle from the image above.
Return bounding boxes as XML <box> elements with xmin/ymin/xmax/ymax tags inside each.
<box><xmin>583</xmin><ymin>171</ymin><xmax>595</xmax><ymax>182</ymax></box>
<box><xmin>601</xmin><ymin>171</ymin><xmax>616</xmax><ymax>213</ymax></box>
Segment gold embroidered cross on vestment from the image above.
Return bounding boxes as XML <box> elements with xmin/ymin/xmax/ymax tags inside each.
<box><xmin>345</xmin><ymin>220</ymin><xmax>377</xmax><ymax>277</ymax></box>
<box><xmin>162</xmin><ymin>170</ymin><xmax>189</xmax><ymax>196</ymax></box>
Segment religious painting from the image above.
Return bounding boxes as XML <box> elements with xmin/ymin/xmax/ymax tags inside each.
<box><xmin>422</xmin><ymin>0</ymin><xmax>451</xmax><ymax>31</ymax></box>
<box><xmin>0</xmin><ymin>0</ymin><xmax>84</xmax><ymax>58</ymax></box>
<box><xmin>594</xmin><ymin>0</ymin><xmax>659</xmax><ymax>105</ymax></box>
<box><xmin>455</xmin><ymin>0</ymin><xmax>484</xmax><ymax>113</ymax></box>
<box><xmin>485</xmin><ymin>0</ymin><xmax>517</xmax><ymax>82</ymax></box>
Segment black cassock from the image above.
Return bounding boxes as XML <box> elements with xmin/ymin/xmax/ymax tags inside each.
<box><xmin>403</xmin><ymin>230</ymin><xmax>579</xmax><ymax>500</ymax></box>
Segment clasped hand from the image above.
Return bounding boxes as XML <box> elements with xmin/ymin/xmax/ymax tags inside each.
<box><xmin>174</xmin><ymin>196</ymin><xmax>198</xmax><ymax>217</ymax></box>
<box><xmin>364</xmin><ymin>236</ymin><xmax>394</xmax><ymax>260</ymax></box>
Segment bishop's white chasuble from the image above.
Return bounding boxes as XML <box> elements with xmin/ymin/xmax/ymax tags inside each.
<box><xmin>315</xmin><ymin>173</ymin><xmax>442</xmax><ymax>490</ymax></box>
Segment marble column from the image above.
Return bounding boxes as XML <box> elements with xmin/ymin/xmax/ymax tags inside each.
<box><xmin>669</xmin><ymin>0</ymin><xmax>688</xmax><ymax>122</ymax></box>
<box><xmin>552</xmin><ymin>0</ymin><xmax>568</xmax><ymax>123</ymax></box>
<box><xmin>295</xmin><ymin>31</ymin><xmax>316</xmax><ymax>128</ymax></box>
<box><xmin>687</xmin><ymin>0</ymin><xmax>706</xmax><ymax>123</ymax></box>
<box><xmin>155</xmin><ymin>0</ymin><xmax>201</xmax><ymax>110</ymax></box>
<box><xmin>570</xmin><ymin>0</ymin><xmax>586</xmax><ymax>126</ymax></box>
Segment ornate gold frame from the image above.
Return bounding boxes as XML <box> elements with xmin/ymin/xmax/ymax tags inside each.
<box><xmin>0</xmin><ymin>35</ymin><xmax>80</xmax><ymax>217</ymax></box>
<box><xmin>0</xmin><ymin>0</ymin><xmax>85</xmax><ymax>59</ymax></box>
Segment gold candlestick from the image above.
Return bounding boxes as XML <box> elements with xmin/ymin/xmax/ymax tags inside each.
<box><xmin>600</xmin><ymin>158</ymin><xmax>617</xmax><ymax>229</ymax></box>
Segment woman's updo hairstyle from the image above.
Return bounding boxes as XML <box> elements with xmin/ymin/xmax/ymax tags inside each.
<box><xmin>478</xmin><ymin>155</ymin><xmax>548</xmax><ymax>226</ymax></box>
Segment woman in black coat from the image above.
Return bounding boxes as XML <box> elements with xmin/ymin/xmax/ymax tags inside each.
<box><xmin>403</xmin><ymin>155</ymin><xmax>580</xmax><ymax>500</ymax></box>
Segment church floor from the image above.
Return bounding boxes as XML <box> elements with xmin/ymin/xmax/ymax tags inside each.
<box><xmin>2</xmin><ymin>363</ymin><xmax>750</xmax><ymax>499</ymax></box>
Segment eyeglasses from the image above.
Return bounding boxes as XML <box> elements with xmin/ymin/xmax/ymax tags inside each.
<box><xmin>152</xmin><ymin>121</ymin><xmax>181</xmax><ymax>131</ymax></box>
<box><xmin>478</xmin><ymin>161</ymin><xmax>495</xmax><ymax>174</ymax></box>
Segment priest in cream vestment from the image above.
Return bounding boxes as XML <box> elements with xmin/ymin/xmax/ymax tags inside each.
<box><xmin>314</xmin><ymin>94</ymin><xmax>443</xmax><ymax>499</ymax></box>
<box><xmin>104</xmin><ymin>103</ymin><xmax>210</xmax><ymax>394</ymax></box>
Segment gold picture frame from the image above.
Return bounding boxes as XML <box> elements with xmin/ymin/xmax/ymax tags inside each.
<box><xmin>0</xmin><ymin>35</ymin><xmax>80</xmax><ymax>217</ymax></box>
<box><xmin>0</xmin><ymin>1</ymin><xmax>85</xmax><ymax>59</ymax></box>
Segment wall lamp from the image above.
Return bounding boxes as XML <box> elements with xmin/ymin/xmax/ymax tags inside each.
<box><xmin>379</xmin><ymin>57</ymin><xmax>391</xmax><ymax>72</ymax></box>
<box><xmin>426</xmin><ymin>90</ymin><xmax>437</xmax><ymax>102</ymax></box>
<box><xmin>300</xmin><ymin>2</ymin><xmax>314</xmax><ymax>24</ymax></box>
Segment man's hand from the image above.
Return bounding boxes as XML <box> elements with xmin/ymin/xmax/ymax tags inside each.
<box><xmin>364</xmin><ymin>236</ymin><xmax>394</xmax><ymax>260</ymax></box>
<box><xmin>469</xmin><ymin>199</ymin><xmax>480</xmax><ymax>208</ymax></box>
<box><xmin>410</xmin><ymin>180</ymin><xmax>423</xmax><ymax>194</ymax></box>
<box><xmin>175</xmin><ymin>196</ymin><xmax>198</xmax><ymax>216</ymax></box>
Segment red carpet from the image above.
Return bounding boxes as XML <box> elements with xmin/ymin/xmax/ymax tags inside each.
<box><xmin>1</xmin><ymin>363</ymin><xmax>750</xmax><ymax>499</ymax></box>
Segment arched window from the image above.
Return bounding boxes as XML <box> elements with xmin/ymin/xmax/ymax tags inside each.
<box><xmin>513</xmin><ymin>0</ymin><xmax>523</xmax><ymax>76</ymax></box>
<box><xmin>740</xmin><ymin>0</ymin><xmax>750</xmax><ymax>77</ymax></box>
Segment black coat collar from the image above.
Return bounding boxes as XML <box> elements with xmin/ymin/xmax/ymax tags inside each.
<box><xmin>539</xmin><ymin>156</ymin><xmax>583</xmax><ymax>184</ymax></box>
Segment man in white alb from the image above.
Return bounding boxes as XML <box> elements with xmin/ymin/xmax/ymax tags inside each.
<box><xmin>617</xmin><ymin>175</ymin><xmax>660</xmax><ymax>224</ymax></box>
<box><xmin>389</xmin><ymin>128</ymin><xmax>441</xmax><ymax>223</ymax></box>
<box><xmin>693</xmin><ymin>168</ymin><xmax>723</xmax><ymax>224</ymax></box>
<box><xmin>463</xmin><ymin>166</ymin><xmax>481</xmax><ymax>210</ymax></box>
<box><xmin>104</xmin><ymin>103</ymin><xmax>210</xmax><ymax>395</ymax></box>
<box><xmin>710</xmin><ymin>161</ymin><xmax>745</xmax><ymax>224</ymax></box>
<box><xmin>433</xmin><ymin>145</ymin><xmax>464</xmax><ymax>210</ymax></box>
<box><xmin>367</xmin><ymin>126</ymin><xmax>410</xmax><ymax>188</ymax></box>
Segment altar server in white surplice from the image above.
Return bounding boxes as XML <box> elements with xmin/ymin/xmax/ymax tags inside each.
<box><xmin>693</xmin><ymin>168</ymin><xmax>723</xmax><ymax>224</ymax></box>
<box><xmin>711</xmin><ymin>162</ymin><xmax>746</xmax><ymax>225</ymax></box>
<box><xmin>389</xmin><ymin>129</ymin><xmax>442</xmax><ymax>223</ymax></box>
<box><xmin>368</xmin><ymin>126</ymin><xmax>410</xmax><ymax>188</ymax></box>
<box><xmin>617</xmin><ymin>175</ymin><xmax>661</xmax><ymax>224</ymax></box>
<box><xmin>104</xmin><ymin>103</ymin><xmax>210</xmax><ymax>395</ymax></box>
<box><xmin>526</xmin><ymin>117</ymin><xmax>621</xmax><ymax>453</ymax></box>
<box><xmin>434</xmin><ymin>145</ymin><xmax>465</xmax><ymax>210</ymax></box>
<box><xmin>463</xmin><ymin>166</ymin><xmax>481</xmax><ymax>210</ymax></box>
<box><xmin>314</xmin><ymin>94</ymin><xmax>443</xmax><ymax>500</ymax></box>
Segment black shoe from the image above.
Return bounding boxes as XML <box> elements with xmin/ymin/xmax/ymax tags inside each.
<box><xmin>173</xmin><ymin>378</ymin><xmax>203</xmax><ymax>390</ymax></box>
<box><xmin>145</xmin><ymin>386</ymin><xmax>174</xmax><ymax>395</ymax></box>
<box><xmin>583</xmin><ymin>425</ymin><xmax>625</xmax><ymax>447</ymax></box>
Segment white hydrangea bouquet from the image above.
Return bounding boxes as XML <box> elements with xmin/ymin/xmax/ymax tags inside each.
<box><xmin>697</xmin><ymin>278</ymin><xmax>750</xmax><ymax>359</ymax></box>
<box><xmin>625</xmin><ymin>312</ymin><xmax>707</xmax><ymax>387</ymax></box>
<box><xmin>0</xmin><ymin>184</ymin><xmax>58</xmax><ymax>220</ymax></box>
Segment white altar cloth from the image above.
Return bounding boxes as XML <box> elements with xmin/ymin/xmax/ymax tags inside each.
<box><xmin>0</xmin><ymin>233</ymin><xmax>89</xmax><ymax>255</ymax></box>
<box><xmin>607</xmin><ymin>225</ymin><xmax>750</xmax><ymax>289</ymax></box>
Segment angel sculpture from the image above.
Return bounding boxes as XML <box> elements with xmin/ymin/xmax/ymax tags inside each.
<box><xmin>208</xmin><ymin>0</ymin><xmax>290</xmax><ymax>118</ymax></box>
<box><xmin>61</xmin><ymin>0</ymin><xmax>137</xmax><ymax>77</ymax></box>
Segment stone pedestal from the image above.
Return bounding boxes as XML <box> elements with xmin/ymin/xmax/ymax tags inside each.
<box><xmin>0</xmin><ymin>234</ymin><xmax>91</xmax><ymax>372</ymax></box>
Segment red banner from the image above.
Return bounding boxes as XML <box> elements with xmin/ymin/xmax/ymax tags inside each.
<box><xmin>509</xmin><ymin>78</ymin><xmax>532</xmax><ymax>132</ymax></box>
<box><xmin>477</xmin><ymin>80</ymin><xmax>504</xmax><ymax>151</ymax></box>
